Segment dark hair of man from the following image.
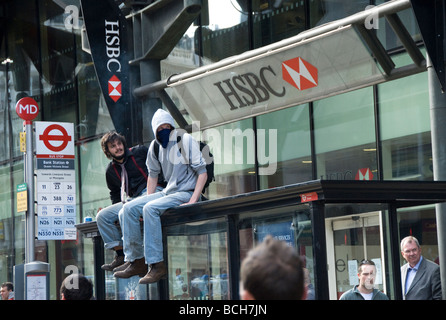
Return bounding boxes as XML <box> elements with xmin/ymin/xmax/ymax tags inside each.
<box><xmin>60</xmin><ymin>274</ymin><xmax>93</xmax><ymax>300</ymax></box>
<box><xmin>358</xmin><ymin>259</ymin><xmax>376</xmax><ymax>273</ymax></box>
<box><xmin>100</xmin><ymin>132</ymin><xmax>127</xmax><ymax>160</ymax></box>
<box><xmin>240</xmin><ymin>235</ymin><xmax>304</xmax><ymax>300</ymax></box>
<box><xmin>1</xmin><ymin>282</ymin><xmax>13</xmax><ymax>291</ymax></box>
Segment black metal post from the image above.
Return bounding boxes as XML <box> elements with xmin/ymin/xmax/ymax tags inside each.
<box><xmin>92</xmin><ymin>236</ymin><xmax>106</xmax><ymax>300</ymax></box>
<box><xmin>310</xmin><ymin>201</ymin><xmax>329</xmax><ymax>300</ymax></box>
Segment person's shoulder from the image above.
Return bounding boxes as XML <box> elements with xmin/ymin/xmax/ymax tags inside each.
<box><xmin>423</xmin><ymin>257</ymin><xmax>440</xmax><ymax>270</ymax></box>
<box><xmin>339</xmin><ymin>288</ymin><xmax>354</xmax><ymax>300</ymax></box>
<box><xmin>131</xmin><ymin>144</ymin><xmax>149</xmax><ymax>153</ymax></box>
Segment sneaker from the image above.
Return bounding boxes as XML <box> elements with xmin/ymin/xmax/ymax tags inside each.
<box><xmin>101</xmin><ymin>255</ymin><xmax>125</xmax><ymax>271</ymax></box>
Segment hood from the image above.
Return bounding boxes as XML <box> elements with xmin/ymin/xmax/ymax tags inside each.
<box><xmin>151</xmin><ymin>109</ymin><xmax>176</xmax><ymax>143</ymax></box>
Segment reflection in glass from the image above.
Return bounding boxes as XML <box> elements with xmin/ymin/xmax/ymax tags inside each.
<box><xmin>166</xmin><ymin>219</ymin><xmax>229</xmax><ymax>300</ymax></box>
<box><xmin>313</xmin><ymin>87</ymin><xmax>377</xmax><ymax>181</ymax></box>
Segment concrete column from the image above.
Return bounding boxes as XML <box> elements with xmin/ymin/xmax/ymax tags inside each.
<box><xmin>428</xmin><ymin>54</ymin><xmax>446</xmax><ymax>300</ymax></box>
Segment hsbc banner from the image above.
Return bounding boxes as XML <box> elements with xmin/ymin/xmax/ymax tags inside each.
<box><xmin>80</xmin><ymin>0</ymin><xmax>130</xmax><ymax>135</ymax></box>
<box><xmin>35</xmin><ymin>122</ymin><xmax>76</xmax><ymax>240</ymax></box>
<box><xmin>169</xmin><ymin>25</ymin><xmax>386</xmax><ymax>129</ymax></box>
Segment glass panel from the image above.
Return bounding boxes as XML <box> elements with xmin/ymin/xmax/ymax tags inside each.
<box><xmin>12</xmin><ymin>162</ymin><xmax>25</xmax><ymax>266</ymax></box>
<box><xmin>309</xmin><ymin>0</ymin><xmax>370</xmax><ymax>28</ymax></box>
<box><xmin>256</xmin><ymin>104</ymin><xmax>312</xmax><ymax>188</ymax></box>
<box><xmin>161</xmin><ymin>24</ymin><xmax>201</xmax><ymax>79</ymax></box>
<box><xmin>201</xmin><ymin>0</ymin><xmax>250</xmax><ymax>64</ymax></box>
<box><xmin>239</xmin><ymin>205</ymin><xmax>315</xmax><ymax>299</ymax></box>
<box><xmin>0</xmin><ymin>164</ymin><xmax>13</xmax><ymax>283</ymax></box>
<box><xmin>252</xmin><ymin>0</ymin><xmax>306</xmax><ymax>48</ymax></box>
<box><xmin>378</xmin><ymin>57</ymin><xmax>432</xmax><ymax>181</ymax></box>
<box><xmin>332</xmin><ymin>215</ymin><xmax>384</xmax><ymax>299</ymax></box>
<box><xmin>166</xmin><ymin>218</ymin><xmax>229</xmax><ymax>300</ymax></box>
<box><xmin>0</xmin><ymin>36</ymin><xmax>10</xmax><ymax>161</ymax></box>
<box><xmin>398</xmin><ymin>205</ymin><xmax>438</xmax><ymax>266</ymax></box>
<box><xmin>79</xmin><ymin>139</ymin><xmax>110</xmax><ymax>220</ymax></box>
<box><xmin>38</xmin><ymin>0</ymin><xmax>77</xmax><ymax>123</ymax></box>
<box><xmin>375</xmin><ymin>2</ymin><xmax>422</xmax><ymax>51</ymax></box>
<box><xmin>313</xmin><ymin>87</ymin><xmax>377</xmax><ymax>180</ymax></box>
<box><xmin>204</xmin><ymin>119</ymin><xmax>256</xmax><ymax>199</ymax></box>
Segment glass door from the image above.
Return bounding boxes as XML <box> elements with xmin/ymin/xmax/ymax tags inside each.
<box><xmin>326</xmin><ymin>212</ymin><xmax>386</xmax><ymax>299</ymax></box>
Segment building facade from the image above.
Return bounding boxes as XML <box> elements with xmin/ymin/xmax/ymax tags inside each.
<box><xmin>0</xmin><ymin>0</ymin><xmax>442</xmax><ymax>299</ymax></box>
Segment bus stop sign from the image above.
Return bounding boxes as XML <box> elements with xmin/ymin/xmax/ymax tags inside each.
<box><xmin>16</xmin><ymin>97</ymin><xmax>39</xmax><ymax>122</ymax></box>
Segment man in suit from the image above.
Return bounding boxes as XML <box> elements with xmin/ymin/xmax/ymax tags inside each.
<box><xmin>400</xmin><ymin>236</ymin><xmax>442</xmax><ymax>300</ymax></box>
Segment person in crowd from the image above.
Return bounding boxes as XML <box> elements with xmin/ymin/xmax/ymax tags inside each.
<box><xmin>114</xmin><ymin>109</ymin><xmax>207</xmax><ymax>284</ymax></box>
<box><xmin>239</xmin><ymin>235</ymin><xmax>306</xmax><ymax>300</ymax></box>
<box><xmin>0</xmin><ymin>282</ymin><xmax>14</xmax><ymax>300</ymax></box>
<box><xmin>400</xmin><ymin>235</ymin><xmax>442</xmax><ymax>300</ymax></box>
<box><xmin>96</xmin><ymin>132</ymin><xmax>164</xmax><ymax>272</ymax></box>
<box><xmin>340</xmin><ymin>259</ymin><xmax>388</xmax><ymax>300</ymax></box>
<box><xmin>60</xmin><ymin>273</ymin><xmax>93</xmax><ymax>300</ymax></box>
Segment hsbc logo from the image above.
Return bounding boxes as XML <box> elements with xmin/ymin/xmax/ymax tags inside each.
<box><xmin>355</xmin><ymin>168</ymin><xmax>374</xmax><ymax>180</ymax></box>
<box><xmin>108</xmin><ymin>75</ymin><xmax>122</xmax><ymax>102</ymax></box>
<box><xmin>105</xmin><ymin>20</ymin><xmax>122</xmax><ymax>102</ymax></box>
<box><xmin>214</xmin><ymin>57</ymin><xmax>318</xmax><ymax>111</ymax></box>
<box><xmin>282</xmin><ymin>57</ymin><xmax>318</xmax><ymax>91</ymax></box>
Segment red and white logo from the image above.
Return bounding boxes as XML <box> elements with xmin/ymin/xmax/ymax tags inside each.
<box><xmin>355</xmin><ymin>168</ymin><xmax>374</xmax><ymax>181</ymax></box>
<box><xmin>35</xmin><ymin>122</ymin><xmax>75</xmax><ymax>158</ymax></box>
<box><xmin>282</xmin><ymin>57</ymin><xmax>318</xmax><ymax>91</ymax></box>
<box><xmin>108</xmin><ymin>75</ymin><xmax>122</xmax><ymax>102</ymax></box>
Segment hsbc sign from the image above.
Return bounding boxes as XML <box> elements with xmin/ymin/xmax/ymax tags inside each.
<box><xmin>80</xmin><ymin>0</ymin><xmax>130</xmax><ymax>136</ymax></box>
<box><xmin>169</xmin><ymin>25</ymin><xmax>385</xmax><ymax>129</ymax></box>
<box><xmin>105</xmin><ymin>21</ymin><xmax>122</xmax><ymax>102</ymax></box>
<box><xmin>213</xmin><ymin>57</ymin><xmax>318</xmax><ymax>111</ymax></box>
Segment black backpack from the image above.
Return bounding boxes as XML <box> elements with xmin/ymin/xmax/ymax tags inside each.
<box><xmin>153</xmin><ymin>132</ymin><xmax>215</xmax><ymax>195</ymax></box>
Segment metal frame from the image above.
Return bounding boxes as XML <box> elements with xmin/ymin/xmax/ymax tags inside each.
<box><xmin>133</xmin><ymin>0</ymin><xmax>424</xmax><ymax>100</ymax></box>
<box><xmin>77</xmin><ymin>180</ymin><xmax>446</xmax><ymax>300</ymax></box>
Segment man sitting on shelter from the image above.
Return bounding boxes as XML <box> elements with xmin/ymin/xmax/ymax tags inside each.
<box><xmin>96</xmin><ymin>132</ymin><xmax>164</xmax><ymax>272</ymax></box>
<box><xmin>114</xmin><ymin>109</ymin><xmax>207</xmax><ymax>283</ymax></box>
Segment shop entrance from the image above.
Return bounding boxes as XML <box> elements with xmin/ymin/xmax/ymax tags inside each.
<box><xmin>326</xmin><ymin>212</ymin><xmax>385</xmax><ymax>299</ymax></box>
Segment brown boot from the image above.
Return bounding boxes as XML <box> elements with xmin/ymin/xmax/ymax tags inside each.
<box><xmin>114</xmin><ymin>258</ymin><xmax>148</xmax><ymax>278</ymax></box>
<box><xmin>113</xmin><ymin>261</ymin><xmax>130</xmax><ymax>273</ymax></box>
<box><xmin>139</xmin><ymin>261</ymin><xmax>167</xmax><ymax>284</ymax></box>
<box><xmin>101</xmin><ymin>255</ymin><xmax>125</xmax><ymax>271</ymax></box>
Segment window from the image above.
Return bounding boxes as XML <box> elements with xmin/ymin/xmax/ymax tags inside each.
<box><xmin>252</xmin><ymin>0</ymin><xmax>306</xmax><ymax>48</ymax></box>
<box><xmin>201</xmin><ymin>0</ymin><xmax>250</xmax><ymax>64</ymax></box>
<box><xmin>204</xmin><ymin>119</ymin><xmax>257</xmax><ymax>199</ymax></box>
<box><xmin>166</xmin><ymin>218</ymin><xmax>229</xmax><ymax>300</ymax></box>
<box><xmin>256</xmin><ymin>104</ymin><xmax>312</xmax><ymax>188</ymax></box>
<box><xmin>239</xmin><ymin>205</ymin><xmax>315</xmax><ymax>300</ymax></box>
<box><xmin>313</xmin><ymin>87</ymin><xmax>377</xmax><ymax>180</ymax></box>
<box><xmin>378</xmin><ymin>53</ymin><xmax>432</xmax><ymax>181</ymax></box>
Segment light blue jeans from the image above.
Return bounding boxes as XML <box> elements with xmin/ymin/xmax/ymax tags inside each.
<box><xmin>96</xmin><ymin>187</ymin><xmax>158</xmax><ymax>250</ymax></box>
<box><xmin>120</xmin><ymin>190</ymin><xmax>193</xmax><ymax>264</ymax></box>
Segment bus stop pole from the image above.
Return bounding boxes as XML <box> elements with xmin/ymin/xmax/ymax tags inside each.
<box><xmin>25</xmin><ymin>120</ymin><xmax>35</xmax><ymax>264</ymax></box>
<box><xmin>428</xmin><ymin>54</ymin><xmax>446</xmax><ymax>300</ymax></box>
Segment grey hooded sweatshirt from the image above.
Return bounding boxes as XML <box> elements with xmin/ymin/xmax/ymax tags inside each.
<box><xmin>146</xmin><ymin>109</ymin><xmax>206</xmax><ymax>195</ymax></box>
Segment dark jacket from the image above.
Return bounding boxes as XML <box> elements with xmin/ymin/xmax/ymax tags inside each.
<box><xmin>105</xmin><ymin>145</ymin><xmax>148</xmax><ymax>204</ymax></box>
<box><xmin>339</xmin><ymin>285</ymin><xmax>389</xmax><ymax>300</ymax></box>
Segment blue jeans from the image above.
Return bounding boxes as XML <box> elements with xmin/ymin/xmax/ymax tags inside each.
<box><xmin>96</xmin><ymin>188</ymin><xmax>154</xmax><ymax>250</ymax></box>
<box><xmin>120</xmin><ymin>190</ymin><xmax>193</xmax><ymax>263</ymax></box>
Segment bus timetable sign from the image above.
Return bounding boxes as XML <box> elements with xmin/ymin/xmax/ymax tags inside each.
<box><xmin>35</xmin><ymin>122</ymin><xmax>76</xmax><ymax>240</ymax></box>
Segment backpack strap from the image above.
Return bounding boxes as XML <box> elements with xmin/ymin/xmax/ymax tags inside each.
<box><xmin>112</xmin><ymin>163</ymin><xmax>121</xmax><ymax>181</ymax></box>
<box><xmin>130</xmin><ymin>155</ymin><xmax>148</xmax><ymax>181</ymax></box>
